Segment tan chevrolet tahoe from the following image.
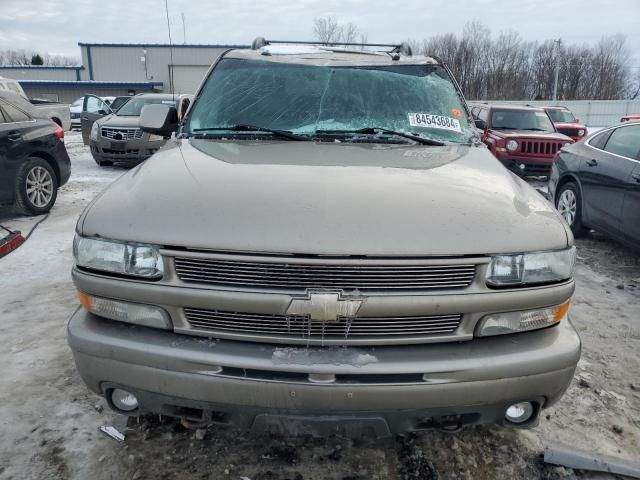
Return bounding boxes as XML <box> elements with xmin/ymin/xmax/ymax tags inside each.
<box><xmin>68</xmin><ymin>39</ymin><xmax>580</xmax><ymax>436</ymax></box>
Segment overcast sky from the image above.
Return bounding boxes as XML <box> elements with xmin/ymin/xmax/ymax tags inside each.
<box><xmin>1</xmin><ymin>0</ymin><xmax>639</xmax><ymax>63</ymax></box>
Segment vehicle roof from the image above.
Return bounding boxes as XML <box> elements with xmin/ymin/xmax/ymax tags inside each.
<box><xmin>133</xmin><ymin>93</ymin><xmax>177</xmax><ymax>99</ymax></box>
<box><xmin>541</xmin><ymin>105</ymin><xmax>570</xmax><ymax>110</ymax></box>
<box><xmin>0</xmin><ymin>90</ymin><xmax>38</xmax><ymax>116</ymax></box>
<box><xmin>224</xmin><ymin>45</ymin><xmax>440</xmax><ymax>67</ymax></box>
<box><xmin>473</xmin><ymin>103</ymin><xmax>546</xmax><ymax>112</ymax></box>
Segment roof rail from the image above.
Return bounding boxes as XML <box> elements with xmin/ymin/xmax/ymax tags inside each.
<box><xmin>251</xmin><ymin>38</ymin><xmax>413</xmax><ymax>56</ymax></box>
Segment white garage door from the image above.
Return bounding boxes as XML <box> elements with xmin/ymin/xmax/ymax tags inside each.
<box><xmin>169</xmin><ymin>65</ymin><xmax>210</xmax><ymax>95</ymax></box>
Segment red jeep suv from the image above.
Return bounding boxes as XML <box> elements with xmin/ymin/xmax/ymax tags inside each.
<box><xmin>542</xmin><ymin>106</ymin><xmax>588</xmax><ymax>142</ymax></box>
<box><xmin>471</xmin><ymin>103</ymin><xmax>573</xmax><ymax>177</ymax></box>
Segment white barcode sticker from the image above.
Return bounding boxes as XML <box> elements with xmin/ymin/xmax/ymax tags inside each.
<box><xmin>408</xmin><ymin>113</ymin><xmax>462</xmax><ymax>132</ymax></box>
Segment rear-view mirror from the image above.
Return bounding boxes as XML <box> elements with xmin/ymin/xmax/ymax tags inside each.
<box><xmin>140</xmin><ymin>104</ymin><xmax>178</xmax><ymax>136</ymax></box>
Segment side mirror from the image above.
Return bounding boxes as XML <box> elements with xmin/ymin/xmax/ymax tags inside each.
<box><xmin>474</xmin><ymin>119</ymin><xmax>486</xmax><ymax>129</ymax></box>
<box><xmin>98</xmin><ymin>109</ymin><xmax>108</xmax><ymax>115</ymax></box>
<box><xmin>140</xmin><ymin>104</ymin><xmax>178</xmax><ymax>136</ymax></box>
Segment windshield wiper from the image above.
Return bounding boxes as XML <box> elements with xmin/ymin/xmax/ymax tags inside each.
<box><xmin>192</xmin><ymin>124</ymin><xmax>307</xmax><ymax>141</ymax></box>
<box><xmin>315</xmin><ymin>127</ymin><xmax>446</xmax><ymax>146</ymax></box>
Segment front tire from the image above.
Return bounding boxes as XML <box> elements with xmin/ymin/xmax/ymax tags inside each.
<box><xmin>15</xmin><ymin>157</ymin><xmax>59</xmax><ymax>215</ymax></box>
<box><xmin>556</xmin><ymin>182</ymin><xmax>588</xmax><ymax>237</ymax></box>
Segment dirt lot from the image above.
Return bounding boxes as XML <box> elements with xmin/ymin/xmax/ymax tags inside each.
<box><xmin>0</xmin><ymin>131</ymin><xmax>638</xmax><ymax>480</ymax></box>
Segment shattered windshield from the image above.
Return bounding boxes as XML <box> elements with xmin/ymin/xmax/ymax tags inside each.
<box><xmin>187</xmin><ymin>58</ymin><xmax>474</xmax><ymax>144</ymax></box>
<box><xmin>490</xmin><ymin>109</ymin><xmax>555</xmax><ymax>132</ymax></box>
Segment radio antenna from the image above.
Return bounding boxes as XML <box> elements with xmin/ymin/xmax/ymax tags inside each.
<box><xmin>164</xmin><ymin>0</ymin><xmax>175</xmax><ymax>100</ymax></box>
<box><xmin>182</xmin><ymin>12</ymin><xmax>186</xmax><ymax>44</ymax></box>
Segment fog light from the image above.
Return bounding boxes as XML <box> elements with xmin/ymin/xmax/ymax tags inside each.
<box><xmin>111</xmin><ymin>388</ymin><xmax>139</xmax><ymax>412</ymax></box>
<box><xmin>477</xmin><ymin>301</ymin><xmax>570</xmax><ymax>337</ymax></box>
<box><xmin>505</xmin><ymin>402</ymin><xmax>534</xmax><ymax>424</ymax></box>
<box><xmin>78</xmin><ymin>291</ymin><xmax>172</xmax><ymax>330</ymax></box>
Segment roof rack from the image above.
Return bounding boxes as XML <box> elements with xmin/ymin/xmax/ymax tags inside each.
<box><xmin>251</xmin><ymin>37</ymin><xmax>413</xmax><ymax>57</ymax></box>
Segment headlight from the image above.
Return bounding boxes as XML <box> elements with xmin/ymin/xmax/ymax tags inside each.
<box><xmin>90</xmin><ymin>122</ymin><xmax>99</xmax><ymax>140</ymax></box>
<box><xmin>477</xmin><ymin>301</ymin><xmax>570</xmax><ymax>337</ymax></box>
<box><xmin>578</xmin><ymin>129</ymin><xmax>585</xmax><ymax>136</ymax></box>
<box><xmin>486</xmin><ymin>247</ymin><xmax>576</xmax><ymax>287</ymax></box>
<box><xmin>74</xmin><ymin>235</ymin><xmax>164</xmax><ymax>279</ymax></box>
<box><xmin>506</xmin><ymin>140</ymin><xmax>518</xmax><ymax>152</ymax></box>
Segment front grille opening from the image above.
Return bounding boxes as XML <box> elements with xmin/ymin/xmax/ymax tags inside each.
<box><xmin>519</xmin><ymin>141</ymin><xmax>563</xmax><ymax>157</ymax></box>
<box><xmin>218</xmin><ymin>368</ymin><xmax>427</xmax><ymax>385</ymax></box>
<box><xmin>162</xmin><ymin>405</ymin><xmax>205</xmax><ymax>421</ymax></box>
<box><xmin>415</xmin><ymin>413</ymin><xmax>481</xmax><ymax>431</ymax></box>
<box><xmin>184</xmin><ymin>307</ymin><xmax>463</xmax><ymax>345</ymax></box>
<box><xmin>101</xmin><ymin>127</ymin><xmax>144</xmax><ymax>140</ymax></box>
<box><xmin>221</xmin><ymin>367</ymin><xmax>309</xmax><ymax>382</ymax></box>
<box><xmin>174</xmin><ymin>256</ymin><xmax>477</xmax><ymax>292</ymax></box>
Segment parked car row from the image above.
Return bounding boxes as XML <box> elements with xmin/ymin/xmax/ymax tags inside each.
<box><xmin>469</xmin><ymin>100</ymin><xmax>639</xmax><ymax>248</ymax></box>
<box><xmin>1</xmin><ymin>66</ymin><xmax>636</xmax><ymax>258</ymax></box>
<box><xmin>469</xmin><ymin>103</ymin><xmax>574</xmax><ymax>177</ymax></box>
<box><xmin>1</xmin><ymin>42</ymin><xmax>637</xmax><ymax>438</ymax></box>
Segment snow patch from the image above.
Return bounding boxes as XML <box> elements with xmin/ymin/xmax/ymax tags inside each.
<box><xmin>271</xmin><ymin>347</ymin><xmax>379</xmax><ymax>367</ymax></box>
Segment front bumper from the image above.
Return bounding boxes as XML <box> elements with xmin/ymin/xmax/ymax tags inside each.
<box><xmin>53</xmin><ymin>140</ymin><xmax>71</xmax><ymax>186</ymax></box>
<box><xmin>68</xmin><ymin>308</ymin><xmax>581</xmax><ymax>435</ymax></box>
<box><xmin>495</xmin><ymin>154</ymin><xmax>554</xmax><ymax>176</ymax></box>
<box><xmin>90</xmin><ymin>137</ymin><xmax>166</xmax><ymax>164</ymax></box>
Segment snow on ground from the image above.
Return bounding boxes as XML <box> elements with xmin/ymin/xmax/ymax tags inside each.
<box><xmin>0</xmin><ymin>131</ymin><xmax>638</xmax><ymax>480</ymax></box>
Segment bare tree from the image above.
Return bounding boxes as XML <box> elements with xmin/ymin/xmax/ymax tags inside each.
<box><xmin>313</xmin><ymin>16</ymin><xmax>343</xmax><ymax>43</ymax></box>
<box><xmin>399</xmin><ymin>22</ymin><xmax>635</xmax><ymax>100</ymax></box>
<box><xmin>312</xmin><ymin>16</ymin><xmax>363</xmax><ymax>44</ymax></box>
<box><xmin>0</xmin><ymin>49</ymin><xmax>79</xmax><ymax>66</ymax></box>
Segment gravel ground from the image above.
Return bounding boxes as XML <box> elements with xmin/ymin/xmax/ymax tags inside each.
<box><xmin>0</xmin><ymin>131</ymin><xmax>638</xmax><ymax>480</ymax></box>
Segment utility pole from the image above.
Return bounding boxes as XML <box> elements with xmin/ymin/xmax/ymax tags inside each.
<box><xmin>552</xmin><ymin>38</ymin><xmax>561</xmax><ymax>102</ymax></box>
<box><xmin>182</xmin><ymin>12</ymin><xmax>186</xmax><ymax>44</ymax></box>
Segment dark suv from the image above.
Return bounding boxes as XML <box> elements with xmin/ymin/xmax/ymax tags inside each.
<box><xmin>0</xmin><ymin>91</ymin><xmax>70</xmax><ymax>214</ymax></box>
<box><xmin>471</xmin><ymin>103</ymin><xmax>573</xmax><ymax>176</ymax></box>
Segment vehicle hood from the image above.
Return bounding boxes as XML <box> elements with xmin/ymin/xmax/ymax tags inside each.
<box><xmin>491</xmin><ymin>130</ymin><xmax>572</xmax><ymax>142</ymax></box>
<box><xmin>70</xmin><ymin>105</ymin><xmax>82</xmax><ymax>114</ymax></box>
<box><xmin>97</xmin><ymin>114</ymin><xmax>140</xmax><ymax>128</ymax></box>
<box><xmin>553</xmin><ymin>122</ymin><xmax>586</xmax><ymax>130</ymax></box>
<box><xmin>79</xmin><ymin>140</ymin><xmax>570</xmax><ymax>256</ymax></box>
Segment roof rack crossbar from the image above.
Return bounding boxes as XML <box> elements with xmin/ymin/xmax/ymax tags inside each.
<box><xmin>252</xmin><ymin>38</ymin><xmax>413</xmax><ymax>56</ymax></box>
<box><xmin>266</xmin><ymin>40</ymin><xmax>400</xmax><ymax>48</ymax></box>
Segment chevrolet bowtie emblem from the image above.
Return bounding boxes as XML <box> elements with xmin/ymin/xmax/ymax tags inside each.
<box><xmin>286</xmin><ymin>291</ymin><xmax>363</xmax><ymax>322</ymax></box>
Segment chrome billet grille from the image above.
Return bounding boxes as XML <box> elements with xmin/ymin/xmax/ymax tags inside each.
<box><xmin>184</xmin><ymin>308</ymin><xmax>462</xmax><ymax>344</ymax></box>
<box><xmin>173</xmin><ymin>257</ymin><xmax>477</xmax><ymax>292</ymax></box>
<box><xmin>101</xmin><ymin>127</ymin><xmax>143</xmax><ymax>140</ymax></box>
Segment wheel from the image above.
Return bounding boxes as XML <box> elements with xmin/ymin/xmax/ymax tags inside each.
<box><xmin>556</xmin><ymin>182</ymin><xmax>588</xmax><ymax>237</ymax></box>
<box><xmin>15</xmin><ymin>157</ymin><xmax>58</xmax><ymax>215</ymax></box>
